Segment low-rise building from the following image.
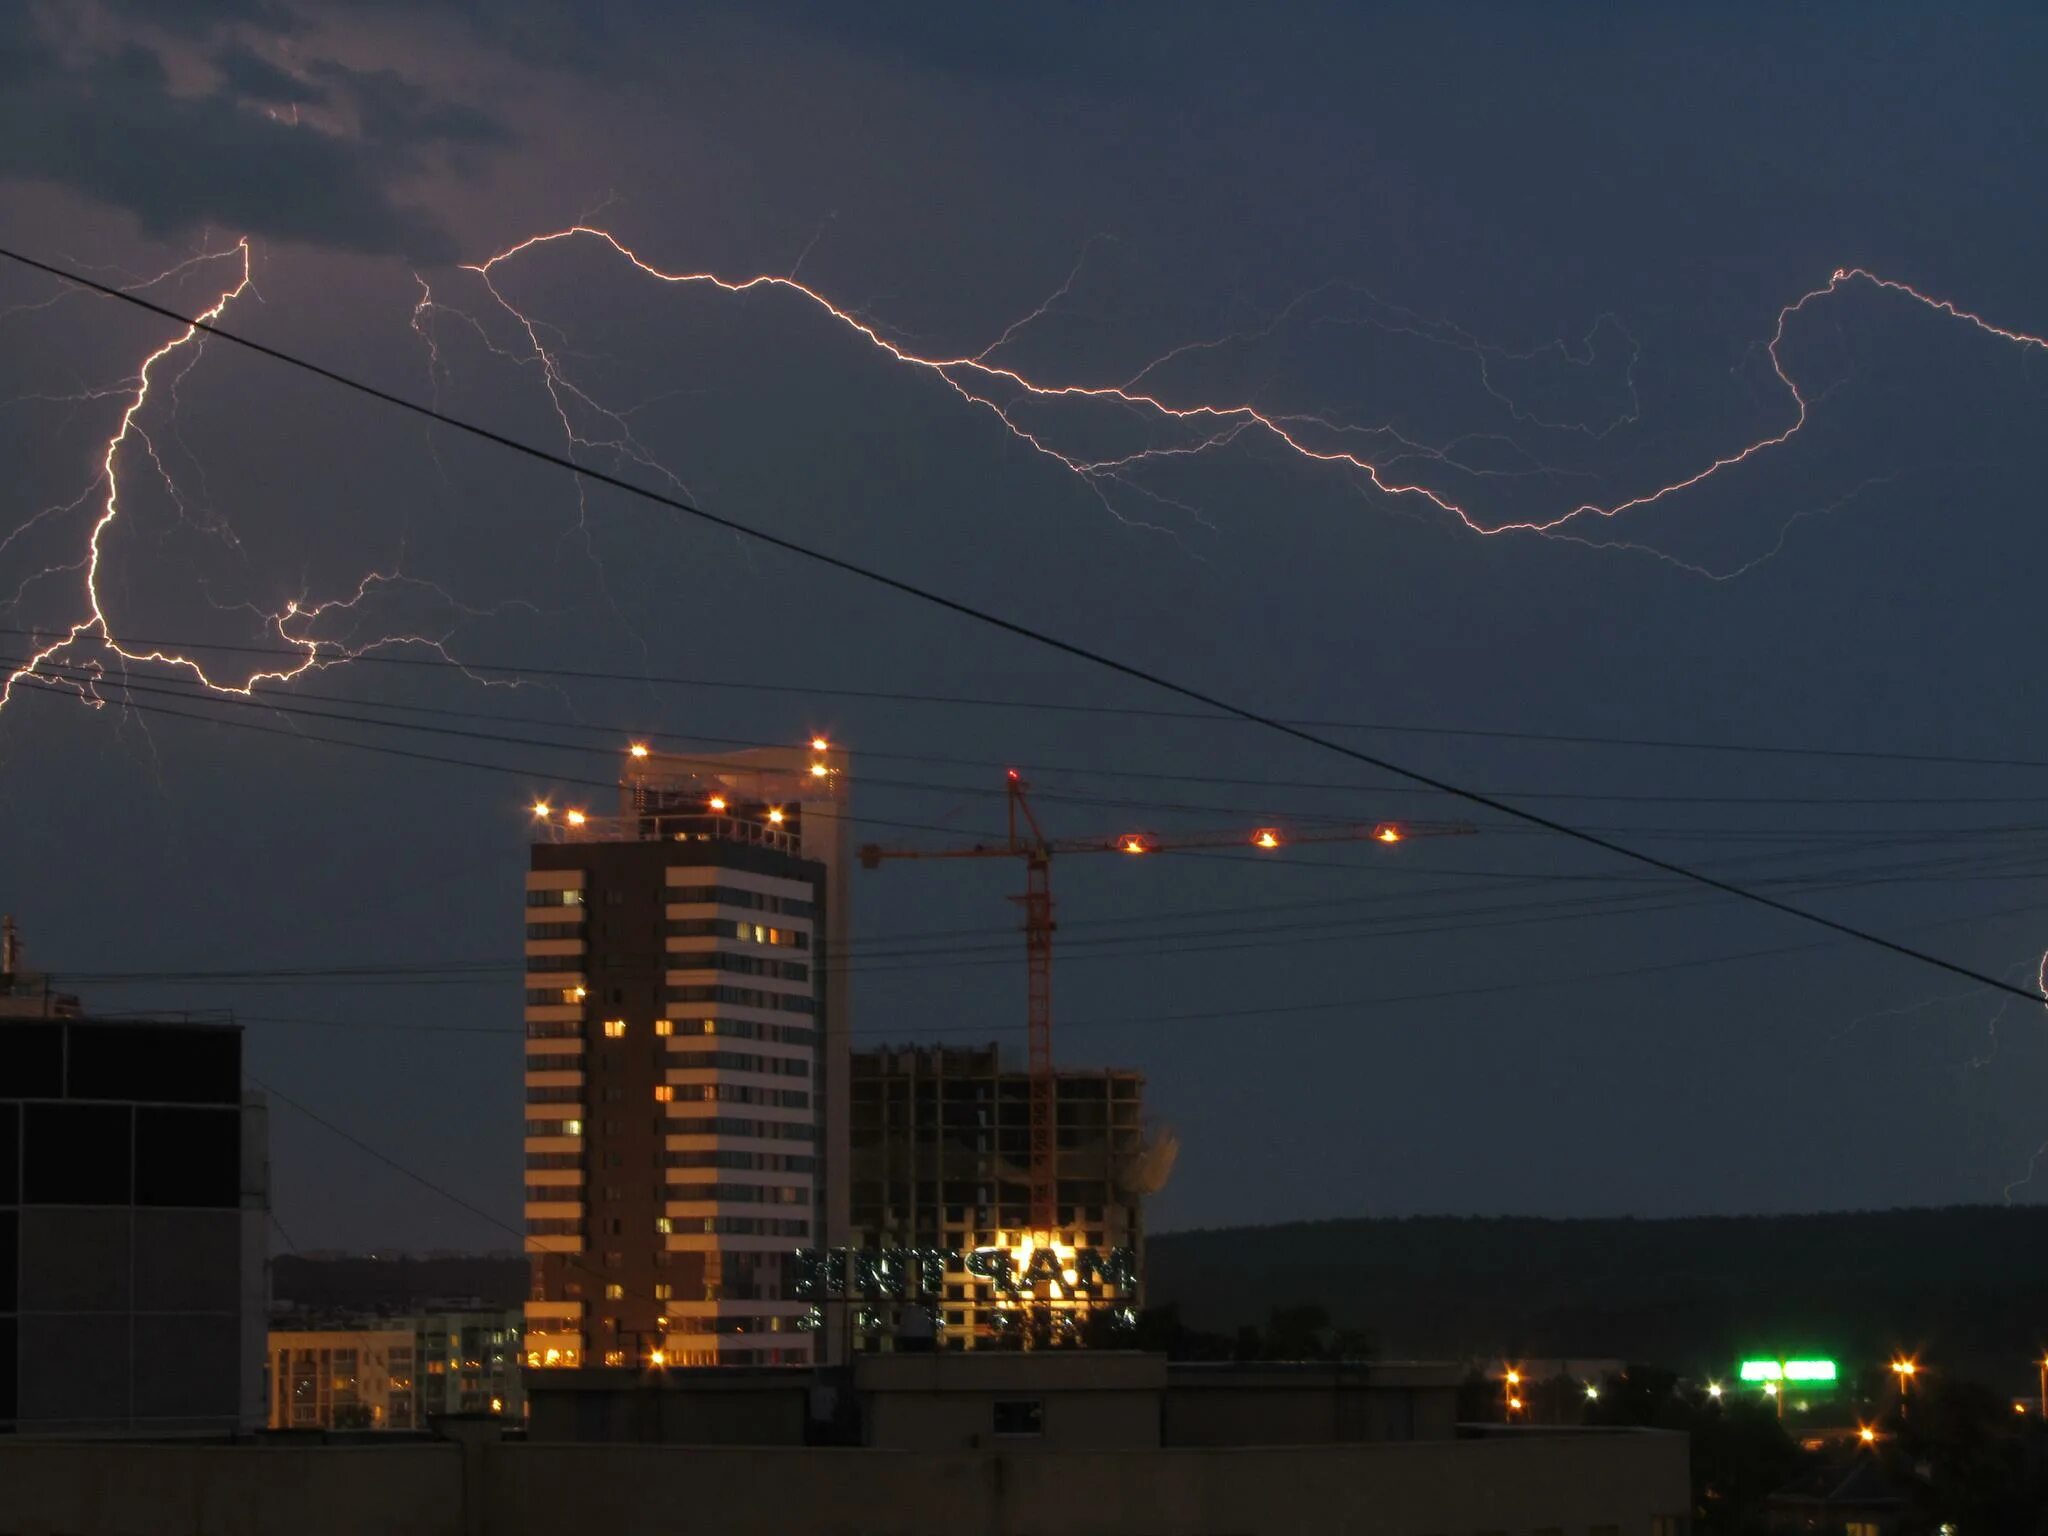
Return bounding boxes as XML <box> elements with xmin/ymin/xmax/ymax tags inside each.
<box><xmin>266</xmin><ymin>1309</ymin><xmax>524</xmax><ymax>1428</ymax></box>
<box><xmin>269</xmin><ymin>1327</ymin><xmax>418</xmax><ymax>1430</ymax></box>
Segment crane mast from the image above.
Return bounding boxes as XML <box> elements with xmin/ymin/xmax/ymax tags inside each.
<box><xmin>859</xmin><ymin>773</ymin><xmax>1475</xmax><ymax>1242</ymax></box>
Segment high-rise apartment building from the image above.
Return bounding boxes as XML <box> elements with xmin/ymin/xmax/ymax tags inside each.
<box><xmin>846</xmin><ymin>1043</ymin><xmax>1171</xmax><ymax>1349</ymax></box>
<box><xmin>522</xmin><ymin>742</ymin><xmax>850</xmax><ymax>1369</ymax></box>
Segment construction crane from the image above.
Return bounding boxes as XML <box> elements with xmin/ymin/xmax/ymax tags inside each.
<box><xmin>859</xmin><ymin>771</ymin><xmax>1475</xmax><ymax>1238</ymax></box>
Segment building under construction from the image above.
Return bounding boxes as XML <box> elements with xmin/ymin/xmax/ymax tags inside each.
<box><xmin>847</xmin><ymin>1042</ymin><xmax>1175</xmax><ymax>1349</ymax></box>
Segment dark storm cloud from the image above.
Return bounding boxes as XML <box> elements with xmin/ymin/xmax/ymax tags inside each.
<box><xmin>97</xmin><ymin>0</ymin><xmax>305</xmax><ymax>40</ymax></box>
<box><xmin>754</xmin><ymin>0</ymin><xmax>1121</xmax><ymax>80</ymax></box>
<box><xmin>338</xmin><ymin>0</ymin><xmax>631</xmax><ymax>77</ymax></box>
<box><xmin>305</xmin><ymin>59</ymin><xmax>507</xmax><ymax>148</ymax></box>
<box><xmin>214</xmin><ymin>40</ymin><xmax>320</xmax><ymax>105</ymax></box>
<box><xmin>0</xmin><ymin>14</ymin><xmax>510</xmax><ymax>261</ymax></box>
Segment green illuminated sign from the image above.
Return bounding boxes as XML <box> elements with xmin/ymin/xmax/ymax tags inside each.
<box><xmin>1737</xmin><ymin>1358</ymin><xmax>1838</xmax><ymax>1384</ymax></box>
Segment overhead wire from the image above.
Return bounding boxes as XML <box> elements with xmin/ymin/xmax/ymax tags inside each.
<box><xmin>11</xmin><ymin>623</ymin><xmax>2048</xmax><ymax>776</ymax></box>
<box><xmin>2</xmin><ymin>243</ymin><xmax>2042</xmax><ymax>1004</ymax></box>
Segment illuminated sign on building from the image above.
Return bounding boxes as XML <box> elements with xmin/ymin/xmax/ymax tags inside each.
<box><xmin>794</xmin><ymin>1243</ymin><xmax>1138</xmax><ymax>1301</ymax></box>
<box><xmin>1737</xmin><ymin>1359</ymin><xmax>1839</xmax><ymax>1384</ymax></box>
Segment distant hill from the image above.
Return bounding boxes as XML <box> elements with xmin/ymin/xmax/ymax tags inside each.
<box><xmin>1145</xmin><ymin>1208</ymin><xmax>2048</xmax><ymax>1382</ymax></box>
<box><xmin>272</xmin><ymin>1253</ymin><xmax>526</xmax><ymax>1314</ymax></box>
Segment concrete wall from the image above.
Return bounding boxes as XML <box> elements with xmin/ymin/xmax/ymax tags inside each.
<box><xmin>528</xmin><ymin>1376</ymin><xmax>811</xmax><ymax>1445</ymax></box>
<box><xmin>1164</xmin><ymin>1381</ymin><xmax>1458</xmax><ymax>1446</ymax></box>
<box><xmin>0</xmin><ymin>1433</ymin><xmax>1689</xmax><ymax>1536</ymax></box>
<box><xmin>485</xmin><ymin>1437</ymin><xmax>1690</xmax><ymax>1536</ymax></box>
<box><xmin>0</xmin><ymin>1442</ymin><xmax>462</xmax><ymax>1536</ymax></box>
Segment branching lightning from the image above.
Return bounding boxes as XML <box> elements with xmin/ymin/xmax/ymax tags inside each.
<box><xmin>0</xmin><ymin>240</ymin><xmax>522</xmax><ymax>715</ymax></box>
<box><xmin>1</xmin><ymin>224</ymin><xmax>2043</xmax><ymax>722</ymax></box>
<box><xmin>459</xmin><ymin>229</ymin><xmax>2048</xmax><ymax>559</ymax></box>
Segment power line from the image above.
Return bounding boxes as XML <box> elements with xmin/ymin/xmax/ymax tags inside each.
<box><xmin>227</xmin><ymin>890</ymin><xmax>2048</xmax><ymax>1042</ymax></box>
<box><xmin>19</xmin><ymin>644</ymin><xmax>2048</xmax><ymax>813</ymax></box>
<box><xmin>6</xmin><ymin>242</ymin><xmax>2041</xmax><ymax>1005</ymax></box>
<box><xmin>255</xmin><ymin>1070</ymin><xmax>637</xmax><ymax>1306</ymax></box>
<box><xmin>59</xmin><ymin>838</ymin><xmax>2048</xmax><ymax>989</ymax></box>
<box><xmin>13</xmin><ymin>622</ymin><xmax>2048</xmax><ymax>776</ymax></box>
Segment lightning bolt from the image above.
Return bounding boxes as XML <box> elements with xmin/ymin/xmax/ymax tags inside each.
<box><xmin>4</xmin><ymin>228</ymin><xmax>2042</xmax><ymax>718</ymax></box>
<box><xmin>0</xmin><ymin>240</ymin><xmax>529</xmax><ymax>716</ymax></box>
<box><xmin>461</xmin><ymin>228</ymin><xmax>2047</xmax><ymax>557</ymax></box>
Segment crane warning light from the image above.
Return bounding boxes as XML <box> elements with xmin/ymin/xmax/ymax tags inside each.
<box><xmin>1375</xmin><ymin>825</ymin><xmax>1403</xmax><ymax>843</ymax></box>
<box><xmin>628</xmin><ymin>742</ymin><xmax>650</xmax><ymax>759</ymax></box>
<box><xmin>1252</xmin><ymin>828</ymin><xmax>1282</xmax><ymax>849</ymax></box>
<box><xmin>565</xmin><ymin>809</ymin><xmax>587</xmax><ymax>827</ymax></box>
<box><xmin>1007</xmin><ymin>769</ymin><xmax>1020</xmax><ymax>781</ymax></box>
<box><xmin>708</xmin><ymin>795</ymin><xmax>727</xmax><ymax>812</ymax></box>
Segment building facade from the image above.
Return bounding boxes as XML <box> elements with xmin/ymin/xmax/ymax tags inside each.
<box><xmin>268</xmin><ymin>1308</ymin><xmax>524</xmax><ymax>1429</ymax></box>
<box><xmin>270</xmin><ymin>1326</ymin><xmax>417</xmax><ymax>1430</ymax></box>
<box><xmin>523</xmin><ymin>743</ymin><xmax>850</xmax><ymax>1370</ymax></box>
<box><xmin>847</xmin><ymin>1043</ymin><xmax>1170</xmax><ymax>1349</ymax></box>
<box><xmin>0</xmin><ymin>1016</ymin><xmax>269</xmax><ymax>1434</ymax></box>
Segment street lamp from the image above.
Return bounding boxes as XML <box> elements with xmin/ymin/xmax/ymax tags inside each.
<box><xmin>1503</xmin><ymin>1368</ymin><xmax>1521</xmax><ymax>1422</ymax></box>
<box><xmin>1892</xmin><ymin>1357</ymin><xmax>1917</xmax><ymax>1421</ymax></box>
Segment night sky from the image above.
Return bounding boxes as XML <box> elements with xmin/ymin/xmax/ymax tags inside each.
<box><xmin>3</xmin><ymin>2</ymin><xmax>2047</xmax><ymax>1252</ymax></box>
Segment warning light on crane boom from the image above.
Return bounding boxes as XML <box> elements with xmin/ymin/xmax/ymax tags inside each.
<box><xmin>1375</xmin><ymin>825</ymin><xmax>1403</xmax><ymax>843</ymax></box>
<box><xmin>1252</xmin><ymin>828</ymin><xmax>1282</xmax><ymax>849</ymax></box>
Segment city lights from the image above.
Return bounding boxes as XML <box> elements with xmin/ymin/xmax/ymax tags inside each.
<box><xmin>811</xmin><ymin>737</ymin><xmax>829</xmax><ymax>752</ymax></box>
<box><xmin>707</xmin><ymin>795</ymin><xmax>727</xmax><ymax>811</ymax></box>
<box><xmin>1585</xmin><ymin>1384</ymin><xmax>1600</xmax><ymax>1401</ymax></box>
<box><xmin>1706</xmin><ymin>1383</ymin><xmax>1724</xmax><ymax>1400</ymax></box>
<box><xmin>768</xmin><ymin>807</ymin><xmax>786</xmax><ymax>824</ymax></box>
<box><xmin>530</xmin><ymin>801</ymin><xmax>551</xmax><ymax>819</ymax></box>
<box><xmin>811</xmin><ymin>762</ymin><xmax>829</xmax><ymax>778</ymax></box>
<box><xmin>1739</xmin><ymin>1359</ymin><xmax>1838</xmax><ymax>1384</ymax></box>
<box><xmin>565</xmin><ymin>809</ymin><xmax>586</xmax><ymax>827</ymax></box>
<box><xmin>1859</xmin><ymin>1425</ymin><xmax>1877</xmax><ymax>1444</ymax></box>
<box><xmin>628</xmin><ymin>742</ymin><xmax>649</xmax><ymax>759</ymax></box>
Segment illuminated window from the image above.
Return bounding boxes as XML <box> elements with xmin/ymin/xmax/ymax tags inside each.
<box><xmin>654</xmin><ymin>1019</ymin><xmax>673</xmax><ymax>1037</ymax></box>
<box><xmin>558</xmin><ymin>988</ymin><xmax>582</xmax><ymax>1004</ymax></box>
<box><xmin>604</xmin><ymin>1284</ymin><xmax>623</xmax><ymax>1300</ymax></box>
<box><xmin>654</xmin><ymin>1284</ymin><xmax>672</xmax><ymax>1300</ymax></box>
<box><xmin>655</xmin><ymin>1217</ymin><xmax>673</xmax><ymax>1235</ymax></box>
<box><xmin>603</xmin><ymin>1019</ymin><xmax>627</xmax><ymax>1038</ymax></box>
<box><xmin>562</xmin><ymin>1120</ymin><xmax>582</xmax><ymax>1137</ymax></box>
<box><xmin>654</xmin><ymin>1085</ymin><xmax>674</xmax><ymax>1103</ymax></box>
<box><xmin>603</xmin><ymin>1350</ymin><xmax>625</xmax><ymax>1367</ymax></box>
